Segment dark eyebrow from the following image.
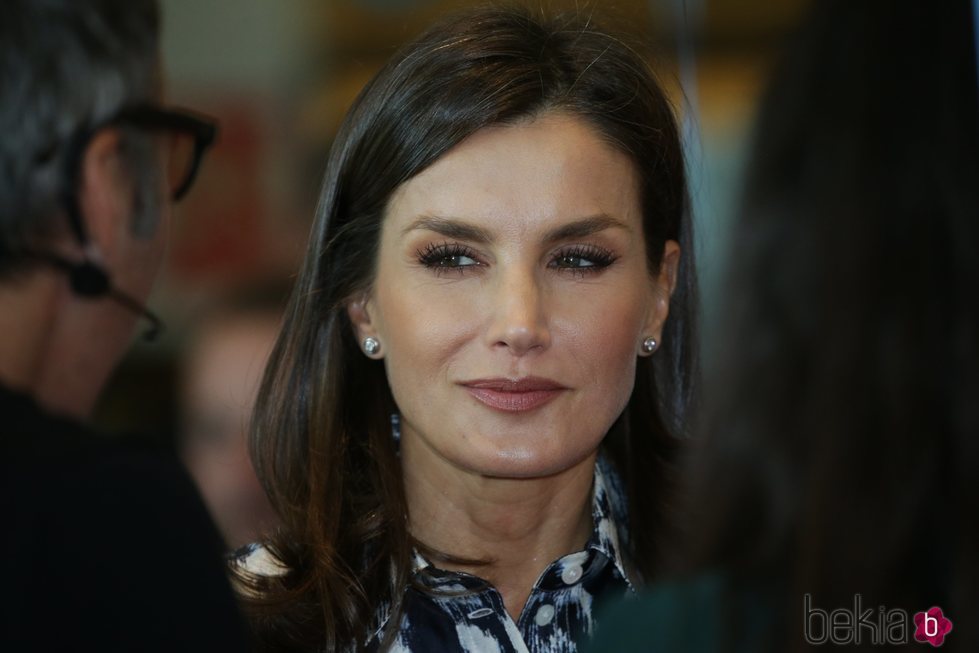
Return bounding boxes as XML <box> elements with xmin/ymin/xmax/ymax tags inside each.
<box><xmin>542</xmin><ymin>214</ymin><xmax>632</xmax><ymax>243</ymax></box>
<box><xmin>401</xmin><ymin>216</ymin><xmax>494</xmax><ymax>244</ymax></box>
<box><xmin>401</xmin><ymin>213</ymin><xmax>630</xmax><ymax>243</ymax></box>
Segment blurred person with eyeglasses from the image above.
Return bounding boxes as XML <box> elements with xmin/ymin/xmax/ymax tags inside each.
<box><xmin>0</xmin><ymin>1</ymin><xmax>249</xmax><ymax>651</ymax></box>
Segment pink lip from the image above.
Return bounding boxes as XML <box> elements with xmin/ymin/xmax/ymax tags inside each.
<box><xmin>460</xmin><ymin>377</ymin><xmax>568</xmax><ymax>413</ymax></box>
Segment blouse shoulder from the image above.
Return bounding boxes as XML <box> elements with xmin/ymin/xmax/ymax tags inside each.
<box><xmin>229</xmin><ymin>541</ymin><xmax>289</xmax><ymax>578</ymax></box>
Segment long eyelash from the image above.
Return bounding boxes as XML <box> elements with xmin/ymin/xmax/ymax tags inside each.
<box><xmin>416</xmin><ymin>241</ymin><xmax>479</xmax><ymax>272</ymax></box>
<box><xmin>553</xmin><ymin>245</ymin><xmax>619</xmax><ymax>276</ymax></box>
<box><xmin>561</xmin><ymin>245</ymin><xmax>617</xmax><ymax>266</ymax></box>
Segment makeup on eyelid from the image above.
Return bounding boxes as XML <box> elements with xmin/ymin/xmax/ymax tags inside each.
<box><xmin>414</xmin><ymin>241</ymin><xmax>620</xmax><ymax>275</ymax></box>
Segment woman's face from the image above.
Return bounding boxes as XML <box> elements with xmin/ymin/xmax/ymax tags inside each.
<box><xmin>349</xmin><ymin>111</ymin><xmax>678</xmax><ymax>480</ymax></box>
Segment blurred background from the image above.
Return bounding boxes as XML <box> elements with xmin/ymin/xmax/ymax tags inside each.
<box><xmin>93</xmin><ymin>0</ymin><xmax>809</xmax><ymax>549</ymax></box>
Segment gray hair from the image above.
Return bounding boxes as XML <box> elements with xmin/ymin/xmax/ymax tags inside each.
<box><xmin>0</xmin><ymin>0</ymin><xmax>160</xmax><ymax>276</ymax></box>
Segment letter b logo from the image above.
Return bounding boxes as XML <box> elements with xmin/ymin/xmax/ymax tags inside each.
<box><xmin>914</xmin><ymin>607</ymin><xmax>952</xmax><ymax>647</ymax></box>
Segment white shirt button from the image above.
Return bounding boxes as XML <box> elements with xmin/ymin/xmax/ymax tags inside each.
<box><xmin>534</xmin><ymin>603</ymin><xmax>555</xmax><ymax>626</ymax></box>
<box><xmin>560</xmin><ymin>564</ymin><xmax>584</xmax><ymax>585</ymax></box>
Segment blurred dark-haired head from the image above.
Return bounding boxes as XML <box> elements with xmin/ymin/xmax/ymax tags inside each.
<box><xmin>684</xmin><ymin>0</ymin><xmax>978</xmax><ymax>649</ymax></box>
<box><xmin>0</xmin><ymin>0</ymin><xmax>161</xmax><ymax>276</ymax></box>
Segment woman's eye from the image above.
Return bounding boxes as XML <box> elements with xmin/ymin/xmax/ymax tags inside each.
<box><xmin>554</xmin><ymin>254</ymin><xmax>596</xmax><ymax>268</ymax></box>
<box><xmin>417</xmin><ymin>243</ymin><xmax>481</xmax><ymax>272</ymax></box>
<box><xmin>436</xmin><ymin>253</ymin><xmax>478</xmax><ymax>267</ymax></box>
<box><xmin>550</xmin><ymin>246</ymin><xmax>617</xmax><ymax>273</ymax></box>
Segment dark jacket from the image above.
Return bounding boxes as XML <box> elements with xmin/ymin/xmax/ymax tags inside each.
<box><xmin>1</xmin><ymin>383</ymin><xmax>250</xmax><ymax>652</ymax></box>
<box><xmin>583</xmin><ymin>574</ymin><xmax>778</xmax><ymax>653</ymax></box>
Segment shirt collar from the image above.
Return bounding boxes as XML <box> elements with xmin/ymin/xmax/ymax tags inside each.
<box><xmin>407</xmin><ymin>453</ymin><xmax>632</xmax><ymax>577</ymax></box>
<box><xmin>368</xmin><ymin>452</ymin><xmax>636</xmax><ymax>643</ymax></box>
<box><xmin>588</xmin><ymin>452</ymin><xmax>637</xmax><ymax>590</ymax></box>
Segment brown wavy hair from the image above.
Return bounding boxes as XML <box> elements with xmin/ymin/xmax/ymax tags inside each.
<box><xmin>237</xmin><ymin>6</ymin><xmax>698</xmax><ymax>651</ymax></box>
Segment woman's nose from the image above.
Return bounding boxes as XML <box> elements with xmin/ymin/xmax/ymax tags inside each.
<box><xmin>485</xmin><ymin>269</ymin><xmax>551</xmax><ymax>355</ymax></box>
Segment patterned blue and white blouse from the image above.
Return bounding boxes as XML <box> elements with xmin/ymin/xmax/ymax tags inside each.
<box><xmin>235</xmin><ymin>454</ymin><xmax>636</xmax><ymax>653</ymax></box>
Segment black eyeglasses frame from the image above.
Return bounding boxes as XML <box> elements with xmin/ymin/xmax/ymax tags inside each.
<box><xmin>61</xmin><ymin>104</ymin><xmax>218</xmax><ymax>245</ymax></box>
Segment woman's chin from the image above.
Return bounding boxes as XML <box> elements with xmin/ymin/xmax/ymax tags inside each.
<box><xmin>450</xmin><ymin>441</ymin><xmax>598</xmax><ymax>481</ymax></box>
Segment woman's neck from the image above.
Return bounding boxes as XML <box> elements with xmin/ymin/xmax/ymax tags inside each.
<box><xmin>401</xmin><ymin>437</ymin><xmax>597</xmax><ymax>621</ymax></box>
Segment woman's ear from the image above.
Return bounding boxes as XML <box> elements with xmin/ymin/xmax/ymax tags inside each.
<box><xmin>660</xmin><ymin>240</ymin><xmax>680</xmax><ymax>297</ymax></box>
<box><xmin>346</xmin><ymin>293</ymin><xmax>375</xmax><ymax>338</ymax></box>
<box><xmin>640</xmin><ymin>240</ymin><xmax>680</xmax><ymax>355</ymax></box>
<box><xmin>346</xmin><ymin>293</ymin><xmax>383</xmax><ymax>357</ymax></box>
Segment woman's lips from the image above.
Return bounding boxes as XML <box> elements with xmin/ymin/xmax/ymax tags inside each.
<box><xmin>460</xmin><ymin>377</ymin><xmax>567</xmax><ymax>413</ymax></box>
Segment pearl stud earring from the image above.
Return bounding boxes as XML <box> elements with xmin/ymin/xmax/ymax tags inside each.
<box><xmin>641</xmin><ymin>337</ymin><xmax>658</xmax><ymax>354</ymax></box>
